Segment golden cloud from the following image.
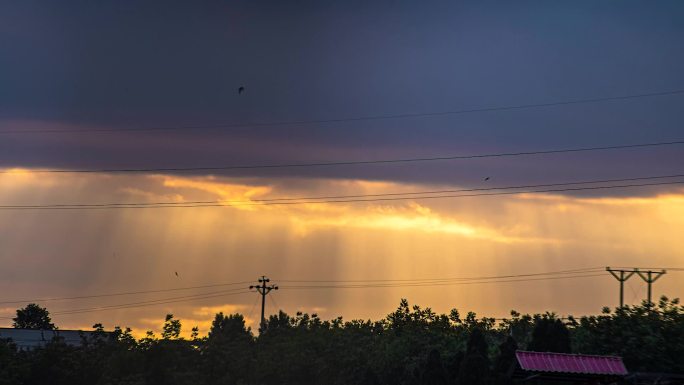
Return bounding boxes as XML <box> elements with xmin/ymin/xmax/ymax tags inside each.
<box><xmin>2</xmin><ymin>170</ymin><xmax>684</xmax><ymax>332</ymax></box>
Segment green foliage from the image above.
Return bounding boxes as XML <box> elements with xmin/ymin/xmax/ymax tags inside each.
<box><xmin>204</xmin><ymin>312</ymin><xmax>253</xmax><ymax>385</ymax></box>
<box><xmin>0</xmin><ymin>339</ymin><xmax>29</xmax><ymax>384</ymax></box>
<box><xmin>13</xmin><ymin>303</ymin><xmax>56</xmax><ymax>330</ymax></box>
<box><xmin>162</xmin><ymin>314</ymin><xmax>182</xmax><ymax>340</ymax></box>
<box><xmin>421</xmin><ymin>349</ymin><xmax>448</xmax><ymax>385</ymax></box>
<box><xmin>527</xmin><ymin>314</ymin><xmax>571</xmax><ymax>353</ymax></box>
<box><xmin>572</xmin><ymin>296</ymin><xmax>684</xmax><ymax>373</ymax></box>
<box><xmin>491</xmin><ymin>336</ymin><xmax>518</xmax><ymax>385</ymax></box>
<box><xmin>458</xmin><ymin>328</ymin><xmax>490</xmax><ymax>385</ymax></box>
<box><xmin>2</xmin><ymin>298</ymin><xmax>683</xmax><ymax>384</ymax></box>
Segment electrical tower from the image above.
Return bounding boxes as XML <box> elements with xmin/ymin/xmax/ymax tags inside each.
<box><xmin>606</xmin><ymin>267</ymin><xmax>636</xmax><ymax>307</ymax></box>
<box><xmin>249</xmin><ymin>276</ymin><xmax>278</xmax><ymax>333</ymax></box>
<box><xmin>635</xmin><ymin>269</ymin><xmax>666</xmax><ymax>306</ymax></box>
<box><xmin>606</xmin><ymin>267</ymin><xmax>667</xmax><ymax>307</ymax></box>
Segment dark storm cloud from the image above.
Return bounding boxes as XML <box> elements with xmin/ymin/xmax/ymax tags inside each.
<box><xmin>1</xmin><ymin>0</ymin><xmax>683</xmax><ymax>192</ymax></box>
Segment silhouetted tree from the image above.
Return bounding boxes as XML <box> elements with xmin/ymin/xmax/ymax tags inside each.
<box><xmin>492</xmin><ymin>336</ymin><xmax>518</xmax><ymax>385</ymax></box>
<box><xmin>0</xmin><ymin>338</ymin><xmax>27</xmax><ymax>385</ymax></box>
<box><xmin>143</xmin><ymin>316</ymin><xmax>198</xmax><ymax>385</ymax></box>
<box><xmin>24</xmin><ymin>338</ymin><xmax>82</xmax><ymax>385</ymax></box>
<box><xmin>161</xmin><ymin>314</ymin><xmax>181</xmax><ymax>340</ymax></box>
<box><xmin>527</xmin><ymin>316</ymin><xmax>571</xmax><ymax>353</ymax></box>
<box><xmin>466</xmin><ymin>327</ymin><xmax>488</xmax><ymax>356</ymax></box>
<box><xmin>421</xmin><ymin>349</ymin><xmax>448</xmax><ymax>385</ymax></box>
<box><xmin>361</xmin><ymin>367</ymin><xmax>381</xmax><ymax>385</ymax></box>
<box><xmin>204</xmin><ymin>313</ymin><xmax>254</xmax><ymax>385</ymax></box>
<box><xmin>444</xmin><ymin>351</ymin><xmax>464</xmax><ymax>385</ymax></box>
<box><xmin>0</xmin><ymin>299</ymin><xmax>682</xmax><ymax>383</ymax></box>
<box><xmin>573</xmin><ymin>297</ymin><xmax>684</xmax><ymax>373</ymax></box>
<box><xmin>457</xmin><ymin>328</ymin><xmax>489</xmax><ymax>385</ymax></box>
<box><xmin>13</xmin><ymin>304</ymin><xmax>55</xmax><ymax>330</ymax></box>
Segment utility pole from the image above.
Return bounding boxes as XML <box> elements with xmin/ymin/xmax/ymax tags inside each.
<box><xmin>606</xmin><ymin>267</ymin><xmax>636</xmax><ymax>307</ymax></box>
<box><xmin>249</xmin><ymin>276</ymin><xmax>278</xmax><ymax>333</ymax></box>
<box><xmin>635</xmin><ymin>269</ymin><xmax>666</xmax><ymax>306</ymax></box>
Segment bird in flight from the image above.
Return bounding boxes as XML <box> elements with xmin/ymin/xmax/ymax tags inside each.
<box><xmin>175</xmin><ymin>271</ymin><xmax>179</xmax><ymax>277</ymax></box>
<box><xmin>484</xmin><ymin>177</ymin><xmax>490</xmax><ymax>181</ymax></box>
<box><xmin>238</xmin><ymin>86</ymin><xmax>245</xmax><ymax>94</ymax></box>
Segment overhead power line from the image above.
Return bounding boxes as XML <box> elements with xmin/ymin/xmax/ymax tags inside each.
<box><xmin>1</xmin><ymin>179</ymin><xmax>682</xmax><ymax>210</ymax></box>
<box><xmin>46</xmin><ymin>268</ymin><xmax>683</xmax><ymax>316</ymax></box>
<box><xmin>0</xmin><ymin>280</ymin><xmax>253</xmax><ymax>306</ymax></box>
<box><xmin>2</xmin><ymin>173</ymin><xmax>681</xmax><ymax>210</ymax></box>
<box><xmin>1</xmin><ymin>89</ymin><xmax>683</xmax><ymax>135</ymax></box>
<box><xmin>0</xmin><ymin>268</ymin><xmax>603</xmax><ymax>306</ymax></box>
<box><xmin>2</xmin><ymin>140</ymin><xmax>683</xmax><ymax>174</ymax></box>
<box><xmin>0</xmin><ymin>268</ymin><xmax>608</xmax><ymax>319</ymax></box>
<box><xmin>1</xmin><ymin>267</ymin><xmax>680</xmax><ymax>319</ymax></box>
<box><xmin>279</xmin><ymin>273</ymin><xmax>606</xmax><ymax>290</ymax></box>
<box><xmin>0</xmin><ymin>289</ymin><xmax>252</xmax><ymax>320</ymax></box>
<box><xmin>611</xmin><ymin>266</ymin><xmax>684</xmax><ymax>272</ymax></box>
<box><xmin>275</xmin><ymin>267</ymin><xmax>605</xmax><ymax>283</ymax></box>
<box><xmin>49</xmin><ymin>290</ymin><xmax>252</xmax><ymax>317</ymax></box>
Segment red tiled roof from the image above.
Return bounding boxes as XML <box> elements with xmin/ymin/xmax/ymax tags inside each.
<box><xmin>516</xmin><ymin>350</ymin><xmax>628</xmax><ymax>376</ymax></box>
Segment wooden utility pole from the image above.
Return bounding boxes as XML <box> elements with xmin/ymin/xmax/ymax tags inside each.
<box><xmin>636</xmin><ymin>269</ymin><xmax>666</xmax><ymax>306</ymax></box>
<box><xmin>249</xmin><ymin>276</ymin><xmax>278</xmax><ymax>333</ymax></box>
<box><xmin>606</xmin><ymin>267</ymin><xmax>636</xmax><ymax>307</ymax></box>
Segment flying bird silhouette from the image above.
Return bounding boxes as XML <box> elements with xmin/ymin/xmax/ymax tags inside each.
<box><xmin>175</xmin><ymin>271</ymin><xmax>179</xmax><ymax>277</ymax></box>
<box><xmin>238</xmin><ymin>86</ymin><xmax>245</xmax><ymax>94</ymax></box>
<box><xmin>484</xmin><ymin>177</ymin><xmax>490</xmax><ymax>181</ymax></box>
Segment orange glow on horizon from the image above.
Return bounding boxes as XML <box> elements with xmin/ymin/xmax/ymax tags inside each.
<box><xmin>1</xmin><ymin>171</ymin><xmax>683</xmax><ymax>335</ymax></box>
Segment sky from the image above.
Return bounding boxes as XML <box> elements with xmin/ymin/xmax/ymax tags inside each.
<box><xmin>1</xmin><ymin>0</ymin><xmax>683</xmax><ymax>336</ymax></box>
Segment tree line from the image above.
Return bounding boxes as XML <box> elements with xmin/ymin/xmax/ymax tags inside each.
<box><xmin>1</xmin><ymin>297</ymin><xmax>683</xmax><ymax>385</ymax></box>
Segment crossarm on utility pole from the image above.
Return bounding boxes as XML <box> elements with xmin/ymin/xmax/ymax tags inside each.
<box><xmin>606</xmin><ymin>267</ymin><xmax>636</xmax><ymax>308</ymax></box>
<box><xmin>249</xmin><ymin>276</ymin><xmax>278</xmax><ymax>334</ymax></box>
<box><xmin>635</xmin><ymin>270</ymin><xmax>666</xmax><ymax>306</ymax></box>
